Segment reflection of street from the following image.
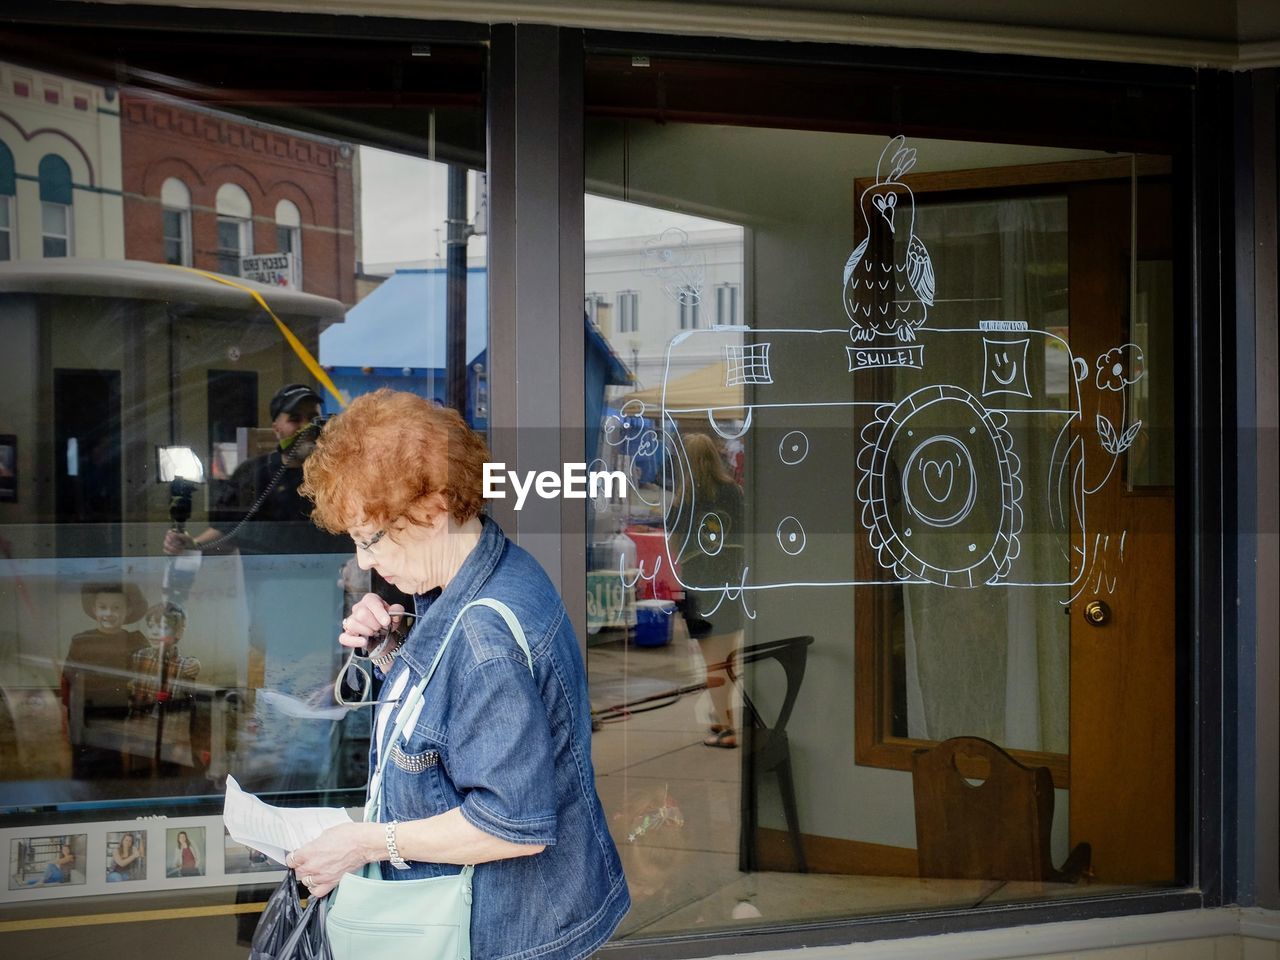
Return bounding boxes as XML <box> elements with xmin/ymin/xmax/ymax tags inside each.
<box><xmin>228</xmin><ymin>649</ymin><xmax>364</xmax><ymax>796</ymax></box>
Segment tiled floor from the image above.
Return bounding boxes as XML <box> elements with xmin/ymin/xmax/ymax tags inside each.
<box><xmin>586</xmin><ymin>628</ymin><xmax>1118</xmax><ymax>940</ymax></box>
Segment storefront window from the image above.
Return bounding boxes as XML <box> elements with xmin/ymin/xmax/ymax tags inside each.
<box><xmin>584</xmin><ymin>51</ymin><xmax>1187</xmax><ymax>938</ymax></box>
<box><xmin>0</xmin><ymin>26</ymin><xmax>487</xmax><ymax>910</ymax></box>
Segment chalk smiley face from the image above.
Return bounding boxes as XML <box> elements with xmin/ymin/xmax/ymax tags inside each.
<box><xmin>982</xmin><ymin>337</ymin><xmax>1032</xmax><ymax>398</ymax></box>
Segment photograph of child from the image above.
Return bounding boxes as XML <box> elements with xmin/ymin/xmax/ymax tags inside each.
<box><xmin>61</xmin><ymin>582</ymin><xmax>148</xmax><ymax>780</ymax></box>
<box><xmin>106</xmin><ymin>831</ymin><xmax>146</xmax><ymax>882</ymax></box>
<box><xmin>165</xmin><ymin>827</ymin><xmax>205</xmax><ymax>878</ymax></box>
<box><xmin>223</xmin><ymin>827</ymin><xmax>278</xmax><ymax>875</ymax></box>
<box><xmin>8</xmin><ymin>834</ymin><xmax>88</xmax><ymax>890</ymax></box>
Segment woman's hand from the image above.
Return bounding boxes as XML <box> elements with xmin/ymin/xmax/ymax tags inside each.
<box><xmin>286</xmin><ymin>822</ymin><xmax>379</xmax><ymax>898</ymax></box>
<box><xmin>339</xmin><ymin>593</ymin><xmax>405</xmax><ymax>652</ymax></box>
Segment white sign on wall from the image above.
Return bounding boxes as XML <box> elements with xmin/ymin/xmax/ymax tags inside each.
<box><xmin>240</xmin><ymin>253</ymin><xmax>294</xmax><ymax>287</ymax></box>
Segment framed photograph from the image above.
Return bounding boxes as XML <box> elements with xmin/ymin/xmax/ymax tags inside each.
<box><xmin>166</xmin><ymin>826</ymin><xmax>206</xmax><ymax>879</ymax></box>
<box><xmin>105</xmin><ymin>830</ymin><xmax>147</xmax><ymax>883</ymax></box>
<box><xmin>223</xmin><ymin>827</ymin><xmax>281</xmax><ymax>875</ymax></box>
<box><xmin>8</xmin><ymin>833</ymin><xmax>87</xmax><ymax>890</ymax></box>
<box><xmin>0</xmin><ymin>434</ymin><xmax>15</xmax><ymax>502</ymax></box>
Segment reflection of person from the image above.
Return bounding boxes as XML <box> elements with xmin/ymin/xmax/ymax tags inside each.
<box><xmin>672</xmin><ymin>433</ymin><xmax>745</xmax><ymax>748</ymax></box>
<box><xmin>129</xmin><ymin>604</ymin><xmax>202</xmax><ymax>709</ymax></box>
<box><xmin>126</xmin><ymin>603</ymin><xmax>208</xmax><ymax>774</ymax></box>
<box><xmin>107</xmin><ymin>833</ymin><xmax>144</xmax><ymax>882</ymax></box>
<box><xmin>171</xmin><ymin>831</ymin><xmax>201</xmax><ymax>877</ymax></box>
<box><xmin>284</xmin><ymin>389</ymin><xmax>630</xmax><ymax>960</ymax></box>
<box><xmin>25</xmin><ymin>843</ymin><xmax>74</xmax><ymax>886</ymax></box>
<box><xmin>162</xmin><ymin>384</ymin><xmax>346</xmax><ymax>556</ymax></box>
<box><xmin>61</xmin><ymin>583</ymin><xmax>148</xmax><ymax>778</ymax></box>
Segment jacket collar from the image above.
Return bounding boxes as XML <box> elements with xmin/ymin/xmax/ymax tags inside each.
<box><xmin>397</xmin><ymin>515</ymin><xmax>507</xmax><ymax>676</ymax></box>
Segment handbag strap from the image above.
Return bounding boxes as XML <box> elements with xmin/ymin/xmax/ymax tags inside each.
<box><xmin>366</xmin><ymin>597</ymin><xmax>533</xmax><ymax>822</ymax></box>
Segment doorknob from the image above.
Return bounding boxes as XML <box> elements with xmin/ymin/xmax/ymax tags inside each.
<box><xmin>1083</xmin><ymin>600</ymin><xmax>1111</xmax><ymax>626</ymax></box>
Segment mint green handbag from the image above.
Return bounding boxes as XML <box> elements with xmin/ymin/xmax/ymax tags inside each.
<box><xmin>326</xmin><ymin>598</ymin><xmax>533</xmax><ymax>960</ymax></box>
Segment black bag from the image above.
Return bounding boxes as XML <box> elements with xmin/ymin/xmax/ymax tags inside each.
<box><xmin>250</xmin><ymin>870</ymin><xmax>333</xmax><ymax>960</ymax></box>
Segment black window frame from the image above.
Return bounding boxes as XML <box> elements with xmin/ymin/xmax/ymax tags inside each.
<box><xmin>0</xmin><ymin>3</ymin><xmax>1249</xmax><ymax>954</ymax></box>
<box><xmin>577</xmin><ymin>25</ymin><xmax>1235</xmax><ymax>959</ymax></box>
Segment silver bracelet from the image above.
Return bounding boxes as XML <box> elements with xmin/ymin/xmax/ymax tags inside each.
<box><xmin>385</xmin><ymin>821</ymin><xmax>409</xmax><ymax>870</ymax></box>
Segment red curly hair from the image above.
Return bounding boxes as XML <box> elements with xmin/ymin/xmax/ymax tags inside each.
<box><xmin>300</xmin><ymin>389</ymin><xmax>490</xmax><ymax>534</ymax></box>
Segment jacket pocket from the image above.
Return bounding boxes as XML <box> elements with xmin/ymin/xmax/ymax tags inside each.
<box><xmin>389</xmin><ymin>744</ymin><xmax>440</xmax><ymax>773</ymax></box>
<box><xmin>382</xmin><ymin>736</ymin><xmax>448</xmax><ymax>824</ymax></box>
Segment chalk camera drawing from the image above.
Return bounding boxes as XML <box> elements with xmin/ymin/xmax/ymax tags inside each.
<box><xmin>611</xmin><ymin>136</ymin><xmax>1145</xmax><ymax>612</ymax></box>
<box><xmin>657</xmin><ymin>324</ymin><xmax>1104</xmax><ymax>596</ymax></box>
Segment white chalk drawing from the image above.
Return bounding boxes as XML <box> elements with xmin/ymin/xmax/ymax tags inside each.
<box><xmin>725</xmin><ymin>342</ymin><xmax>773</xmax><ymax>386</ymax></box>
<box><xmin>698</xmin><ymin>513</ymin><xmax>727</xmax><ymax>557</ymax></box>
<box><xmin>707</xmin><ymin>406</ymin><xmax>753</xmax><ymax>441</ymax></box>
<box><xmin>859</xmin><ymin>385</ymin><xmax>1023</xmax><ymax>587</ymax></box>
<box><xmin>779</xmin><ymin>430</ymin><xmax>809</xmax><ymax>465</ymax></box>
<box><xmin>844</xmin><ymin>136</ymin><xmax>935</xmax><ymax>343</ymax></box>
<box><xmin>776</xmin><ymin>516</ymin><xmax>807</xmax><ymax>556</ymax></box>
<box><xmin>982</xmin><ymin>337</ymin><xmax>1033</xmax><ymax>398</ymax></box>
<box><xmin>642</xmin><ymin>227</ymin><xmax>705</xmax><ymax>306</ymax></box>
<box><xmin>646</xmin><ymin>323</ymin><xmax>1139</xmax><ymax>596</ymax></box>
<box><xmin>591</xmin><ymin>136</ymin><xmax>1148</xmax><ymax>611</ymax></box>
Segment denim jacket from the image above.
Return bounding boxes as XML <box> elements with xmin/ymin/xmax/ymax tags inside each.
<box><xmin>371</xmin><ymin>517</ymin><xmax>630</xmax><ymax>960</ymax></box>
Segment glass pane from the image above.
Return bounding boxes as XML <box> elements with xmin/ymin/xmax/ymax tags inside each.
<box><xmin>0</xmin><ymin>28</ymin><xmax>488</xmax><ymax>918</ymax></box>
<box><xmin>40</xmin><ymin>200</ymin><xmax>67</xmax><ymax>238</ymax></box>
<box><xmin>216</xmin><ymin>217</ymin><xmax>242</xmax><ymax>275</ymax></box>
<box><xmin>585</xmin><ymin>57</ymin><xmax>1183</xmax><ymax>938</ymax></box>
<box><xmin>162</xmin><ymin>209</ymin><xmax>184</xmax><ymax>265</ymax></box>
<box><xmin>1127</xmin><ymin>260</ymin><xmax>1175</xmax><ymax>487</ymax></box>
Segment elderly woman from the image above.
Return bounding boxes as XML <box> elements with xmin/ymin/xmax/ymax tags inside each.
<box><xmin>286</xmin><ymin>389</ymin><xmax>629</xmax><ymax>960</ymax></box>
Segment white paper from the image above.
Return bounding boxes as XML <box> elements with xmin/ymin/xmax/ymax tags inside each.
<box><xmin>223</xmin><ymin>774</ymin><xmax>352</xmax><ymax>865</ymax></box>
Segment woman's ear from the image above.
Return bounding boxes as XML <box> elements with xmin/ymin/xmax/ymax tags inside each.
<box><xmin>427</xmin><ymin>493</ymin><xmax>451</xmax><ymax>531</ymax></box>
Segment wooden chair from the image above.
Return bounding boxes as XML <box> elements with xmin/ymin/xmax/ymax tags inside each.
<box><xmin>911</xmin><ymin>736</ymin><xmax>1091</xmax><ymax>882</ymax></box>
<box><xmin>732</xmin><ymin>635</ymin><xmax>815</xmax><ymax>874</ymax></box>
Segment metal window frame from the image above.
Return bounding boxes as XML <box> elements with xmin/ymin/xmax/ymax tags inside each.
<box><xmin>571</xmin><ymin>25</ymin><xmax>1244</xmax><ymax>959</ymax></box>
<box><xmin>0</xmin><ymin>2</ymin><xmax>1264</xmax><ymax>951</ymax></box>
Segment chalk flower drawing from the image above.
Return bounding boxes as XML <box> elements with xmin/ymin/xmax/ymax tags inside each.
<box><xmin>642</xmin><ymin>227</ymin><xmax>705</xmax><ymax>306</ymax></box>
<box><xmin>1095</xmin><ymin>343</ymin><xmax>1146</xmax><ymax>392</ymax></box>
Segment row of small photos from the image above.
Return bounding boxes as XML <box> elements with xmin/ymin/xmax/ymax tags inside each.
<box><xmin>1</xmin><ymin>813</ymin><xmax>284</xmax><ymax>903</ymax></box>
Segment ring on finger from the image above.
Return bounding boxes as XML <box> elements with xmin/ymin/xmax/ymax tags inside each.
<box><xmin>304</xmin><ymin>874</ymin><xmax>314</xmax><ymax>887</ymax></box>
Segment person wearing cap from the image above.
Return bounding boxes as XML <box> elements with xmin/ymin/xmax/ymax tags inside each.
<box><xmin>163</xmin><ymin>384</ymin><xmax>346</xmax><ymax>557</ymax></box>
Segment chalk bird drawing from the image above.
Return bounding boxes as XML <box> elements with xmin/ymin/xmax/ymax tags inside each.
<box><xmin>843</xmin><ymin>135</ymin><xmax>935</xmax><ymax>342</ymax></box>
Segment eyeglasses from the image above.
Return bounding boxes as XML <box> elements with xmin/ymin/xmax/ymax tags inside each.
<box><xmin>333</xmin><ymin>611</ymin><xmax>420</xmax><ymax>708</ymax></box>
<box><xmin>353</xmin><ymin>528</ymin><xmax>390</xmax><ymax>553</ymax></box>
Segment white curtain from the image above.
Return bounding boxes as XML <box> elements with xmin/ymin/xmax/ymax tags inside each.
<box><xmin>900</xmin><ymin>196</ymin><xmax>1069</xmax><ymax>754</ymax></box>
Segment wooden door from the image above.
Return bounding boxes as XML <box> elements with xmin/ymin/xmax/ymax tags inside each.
<box><xmin>1067</xmin><ymin>181</ymin><xmax>1177</xmax><ymax>883</ymax></box>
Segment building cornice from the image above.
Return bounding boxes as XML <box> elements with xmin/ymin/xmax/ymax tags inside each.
<box><xmin>87</xmin><ymin>0</ymin><xmax>1280</xmax><ymax>69</ymax></box>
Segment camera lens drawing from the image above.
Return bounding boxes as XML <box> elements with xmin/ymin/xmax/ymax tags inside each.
<box><xmin>861</xmin><ymin>385</ymin><xmax>1023</xmax><ymax>588</ymax></box>
<box><xmin>902</xmin><ymin>436</ymin><xmax>978</xmax><ymax>529</ymax></box>
<box><xmin>698</xmin><ymin>512</ymin><xmax>727</xmax><ymax>556</ymax></box>
<box><xmin>779</xmin><ymin>431</ymin><xmax>809</xmax><ymax>465</ymax></box>
<box><xmin>776</xmin><ymin>516</ymin><xmax>807</xmax><ymax>556</ymax></box>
